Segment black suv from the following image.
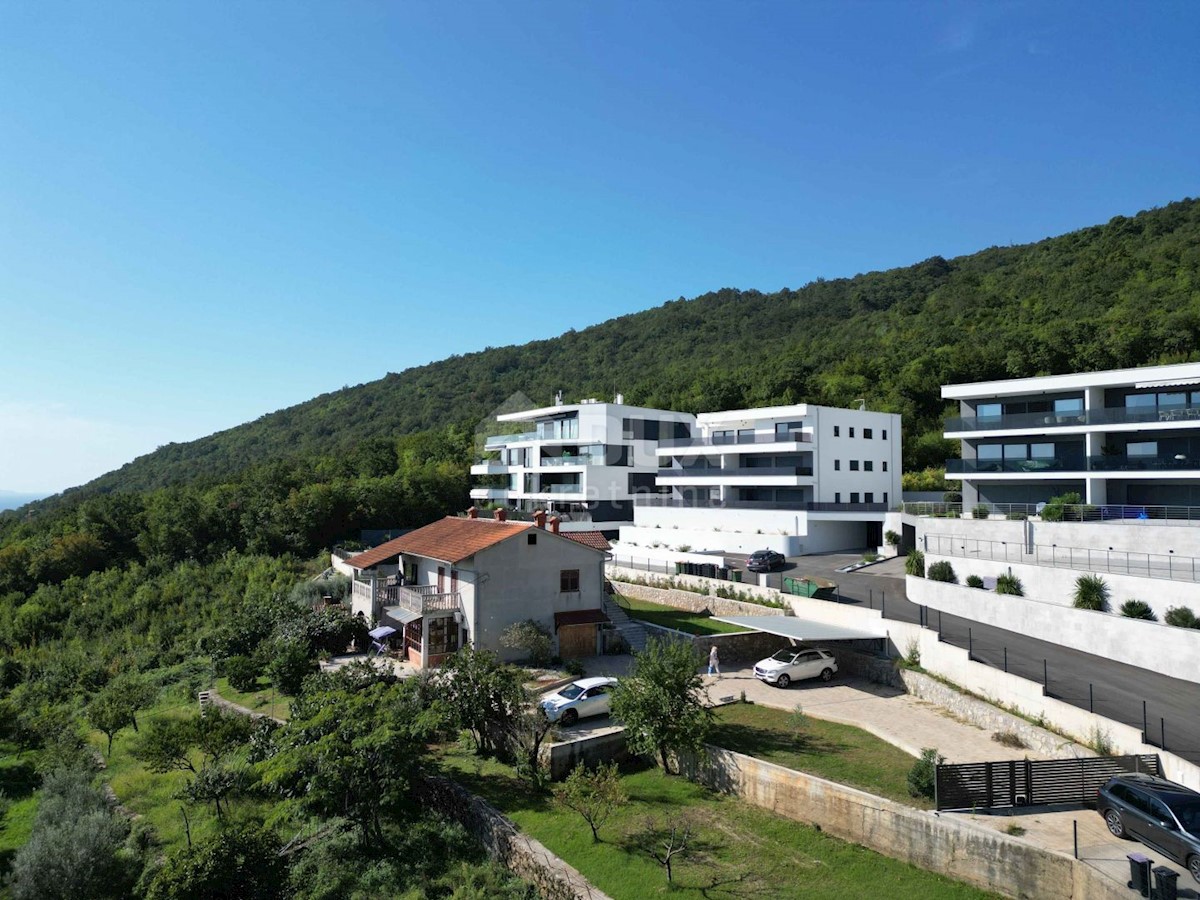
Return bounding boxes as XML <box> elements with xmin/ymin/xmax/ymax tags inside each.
<box><xmin>1097</xmin><ymin>773</ymin><xmax>1200</xmax><ymax>883</ymax></box>
<box><xmin>746</xmin><ymin>549</ymin><xmax>786</xmax><ymax>572</ymax></box>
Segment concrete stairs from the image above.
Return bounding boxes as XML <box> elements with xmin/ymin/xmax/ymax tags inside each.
<box><xmin>603</xmin><ymin>589</ymin><xmax>648</xmax><ymax>653</ymax></box>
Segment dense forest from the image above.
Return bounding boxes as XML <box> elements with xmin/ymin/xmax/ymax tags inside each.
<box><xmin>0</xmin><ymin>197</ymin><xmax>1197</xmax><ymax>897</ymax></box>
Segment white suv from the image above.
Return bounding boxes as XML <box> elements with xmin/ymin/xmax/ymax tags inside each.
<box><xmin>753</xmin><ymin>647</ymin><xmax>838</xmax><ymax>688</ymax></box>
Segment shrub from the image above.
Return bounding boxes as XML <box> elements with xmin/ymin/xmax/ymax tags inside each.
<box><xmin>1072</xmin><ymin>574</ymin><xmax>1110</xmax><ymax>611</ymax></box>
<box><xmin>905</xmin><ymin>550</ymin><xmax>925</xmax><ymax>578</ymax></box>
<box><xmin>1041</xmin><ymin>491</ymin><xmax>1085</xmax><ymax>522</ymax></box>
<box><xmin>499</xmin><ymin>619</ymin><xmax>553</xmax><ymax>666</ymax></box>
<box><xmin>1164</xmin><ymin>606</ymin><xmax>1200</xmax><ymax>629</ymax></box>
<box><xmin>1005</xmin><ymin>511</ymin><xmax>1029</xmax><ymax>520</ymax></box>
<box><xmin>902</xmin><ymin>638</ymin><xmax>921</xmax><ymax>668</ymax></box>
<box><xmin>862</xmin><ymin>551</ymin><xmax>878</xmax><ymax>563</ymax></box>
<box><xmin>942</xmin><ymin>491</ymin><xmax>962</xmax><ymax>504</ymax></box>
<box><xmin>907</xmin><ymin>748</ymin><xmax>944</xmax><ymax>799</ymax></box>
<box><xmin>1119</xmin><ymin>600</ymin><xmax>1156</xmax><ymax>621</ymax></box>
<box><xmin>563</xmin><ymin>658</ymin><xmax>585</xmax><ymax>678</ymax></box>
<box><xmin>972</xmin><ymin>504</ymin><xmax>990</xmax><ymax>519</ymax></box>
<box><xmin>884</xmin><ymin>530</ymin><xmax>900</xmax><ymax>547</ymax></box>
<box><xmin>992</xmin><ymin>730</ymin><xmax>1028</xmax><ymax>749</ymax></box>
<box><xmin>223</xmin><ymin>655</ymin><xmax>260</xmax><ymax>693</ymax></box>
<box><xmin>264</xmin><ymin>638</ymin><xmax>317</xmax><ymax>696</ymax></box>
<box><xmin>927</xmin><ymin>560</ymin><xmax>957</xmax><ymax>583</ymax></box>
<box><xmin>995</xmin><ymin>573</ymin><xmax>1024</xmax><ymax>596</ymax></box>
<box><xmin>965</xmin><ymin>574</ymin><xmax>985</xmax><ymax>589</ymax></box>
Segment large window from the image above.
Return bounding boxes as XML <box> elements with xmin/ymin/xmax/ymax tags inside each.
<box><xmin>774</xmin><ymin>421</ymin><xmax>804</xmax><ymax>438</ymax></box>
<box><xmin>864</xmin><ymin>461</ymin><xmax>873</xmax><ymax>471</ymax></box>
<box><xmin>1127</xmin><ymin>441</ymin><xmax>1158</xmax><ymax>458</ymax></box>
<box><xmin>560</xmin><ymin>569</ymin><xmax>580</xmax><ymax>592</ymax></box>
<box><xmin>428</xmin><ymin>617</ymin><xmax>459</xmax><ymax>656</ymax></box>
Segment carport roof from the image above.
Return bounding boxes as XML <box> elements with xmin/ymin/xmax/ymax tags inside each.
<box><xmin>711</xmin><ymin>615</ymin><xmax>887</xmax><ymax>642</ymax></box>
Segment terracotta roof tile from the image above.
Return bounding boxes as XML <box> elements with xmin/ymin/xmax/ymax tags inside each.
<box><xmin>346</xmin><ymin>516</ymin><xmax>532</xmax><ymax>568</ymax></box>
<box><xmin>563</xmin><ymin>531</ymin><xmax>611</xmax><ymax>552</ymax></box>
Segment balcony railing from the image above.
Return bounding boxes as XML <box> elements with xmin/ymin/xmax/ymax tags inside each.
<box><xmin>470</xmin><ymin>462</ymin><xmax>512</xmax><ymax>475</ymax></box>
<box><xmin>945</xmin><ymin>406</ymin><xmax>1200</xmax><ymax>432</ymax></box>
<box><xmin>657</xmin><ymin>466</ymin><xmax>815</xmax><ymax>478</ymax></box>
<box><xmin>484</xmin><ymin>431</ymin><xmax>537</xmax><ymax>448</ymax></box>
<box><xmin>658</xmin><ymin>432</ymin><xmax>814</xmax><ymax>450</ymax></box>
<box><xmin>540</xmin><ymin>455</ymin><xmax>605</xmax><ymax>467</ymax></box>
<box><xmin>383</xmin><ymin>583</ymin><xmax>462</xmax><ymax>615</ymax></box>
<box><xmin>633</xmin><ymin>497</ymin><xmax>886</xmax><ymax>512</ymax></box>
<box><xmin>946</xmin><ymin>454</ymin><xmax>1200</xmax><ymax>474</ymax></box>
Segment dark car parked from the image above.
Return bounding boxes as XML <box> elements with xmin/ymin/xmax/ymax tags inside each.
<box><xmin>746</xmin><ymin>549</ymin><xmax>786</xmax><ymax>572</ymax></box>
<box><xmin>1097</xmin><ymin>773</ymin><xmax>1200</xmax><ymax>883</ymax></box>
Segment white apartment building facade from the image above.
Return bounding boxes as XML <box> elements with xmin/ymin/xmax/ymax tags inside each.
<box><xmin>944</xmin><ymin>362</ymin><xmax>1200</xmax><ymax>509</ymax></box>
<box><xmin>623</xmin><ymin>403</ymin><xmax>903</xmax><ymax>555</ymax></box>
<box><xmin>470</xmin><ymin>396</ymin><xmax>696</xmax><ymax>531</ymax></box>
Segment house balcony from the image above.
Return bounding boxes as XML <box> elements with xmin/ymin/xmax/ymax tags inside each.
<box><xmin>384</xmin><ymin>583</ymin><xmax>462</xmax><ymax>615</ymax></box>
<box><xmin>470</xmin><ymin>486</ymin><xmax>512</xmax><ymax>501</ymax></box>
<box><xmin>657</xmin><ymin>433</ymin><xmax>814</xmax><ymax>454</ymax></box>
<box><xmin>484</xmin><ymin>431</ymin><xmax>537</xmax><ymax>449</ymax></box>
<box><xmin>944</xmin><ymin>406</ymin><xmax>1200</xmax><ymax>435</ymax></box>
<box><xmin>470</xmin><ymin>462</ymin><xmax>512</xmax><ymax>475</ymax></box>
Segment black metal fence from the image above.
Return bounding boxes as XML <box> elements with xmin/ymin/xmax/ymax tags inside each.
<box><xmin>935</xmin><ymin>754</ymin><xmax>1161</xmax><ymax>811</ymax></box>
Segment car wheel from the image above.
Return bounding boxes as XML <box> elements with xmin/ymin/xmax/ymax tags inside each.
<box><xmin>1103</xmin><ymin>809</ymin><xmax>1127</xmax><ymax>839</ymax></box>
<box><xmin>820</xmin><ymin>668</ymin><xmax>834</xmax><ymax>682</ymax></box>
<box><xmin>561</xmin><ymin>709</ymin><xmax>578</xmax><ymax>726</ymax></box>
<box><xmin>1188</xmin><ymin>854</ymin><xmax>1200</xmax><ymax>884</ymax></box>
<box><xmin>776</xmin><ymin>674</ymin><xmax>790</xmax><ymax>689</ymax></box>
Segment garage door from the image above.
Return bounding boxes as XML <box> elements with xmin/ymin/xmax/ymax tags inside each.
<box><xmin>558</xmin><ymin>624</ymin><xmax>597</xmax><ymax>658</ymax></box>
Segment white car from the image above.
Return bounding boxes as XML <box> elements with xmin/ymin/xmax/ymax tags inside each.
<box><xmin>540</xmin><ymin>676</ymin><xmax>618</xmax><ymax>726</ymax></box>
<box><xmin>753</xmin><ymin>647</ymin><xmax>838</xmax><ymax>688</ymax></box>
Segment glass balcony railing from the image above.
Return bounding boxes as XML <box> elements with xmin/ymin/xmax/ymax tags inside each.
<box><xmin>1087</xmin><ymin>453</ymin><xmax>1200</xmax><ymax>472</ymax></box>
<box><xmin>944</xmin><ymin>406</ymin><xmax>1200</xmax><ymax>432</ymax></box>
<box><xmin>946</xmin><ymin>457</ymin><xmax>1083</xmax><ymax>474</ymax></box>
<box><xmin>657</xmin><ymin>466</ymin><xmax>815</xmax><ymax>478</ymax></box>
<box><xmin>540</xmin><ymin>455</ymin><xmax>605</xmax><ymax>466</ymax></box>
<box><xmin>484</xmin><ymin>431</ymin><xmax>537</xmax><ymax>448</ymax></box>
<box><xmin>947</xmin><ymin>453</ymin><xmax>1200</xmax><ymax>474</ymax></box>
<box><xmin>658</xmin><ymin>432</ymin><xmax>813</xmax><ymax>449</ymax></box>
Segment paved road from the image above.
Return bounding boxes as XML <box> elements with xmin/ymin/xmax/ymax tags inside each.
<box><xmin>788</xmin><ymin>553</ymin><xmax>1200</xmax><ymax>765</ymax></box>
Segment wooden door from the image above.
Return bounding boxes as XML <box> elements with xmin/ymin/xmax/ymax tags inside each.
<box><xmin>558</xmin><ymin>624</ymin><xmax>596</xmax><ymax>659</ymax></box>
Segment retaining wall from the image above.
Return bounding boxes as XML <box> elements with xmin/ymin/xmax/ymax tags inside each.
<box><xmin>541</xmin><ymin>729</ymin><xmax>631</xmax><ymax>781</ymax></box>
<box><xmin>682</xmin><ymin>746</ymin><xmax>1129</xmax><ymax>900</ymax></box>
<box><xmin>415</xmin><ymin>776</ymin><xmax>612</xmax><ymax>900</ymax></box>
<box><xmin>608</xmin><ymin>578</ymin><xmax>788</xmax><ymax>616</ymax></box>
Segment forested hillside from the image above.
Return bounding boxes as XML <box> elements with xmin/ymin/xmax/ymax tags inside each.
<box><xmin>47</xmin><ymin>197</ymin><xmax>1200</xmax><ymax>501</ymax></box>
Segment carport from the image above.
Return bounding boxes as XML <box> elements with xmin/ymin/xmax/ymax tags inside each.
<box><xmin>710</xmin><ymin>615</ymin><xmax>887</xmax><ymax>642</ymax></box>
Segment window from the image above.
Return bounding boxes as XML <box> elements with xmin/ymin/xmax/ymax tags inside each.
<box><xmin>849</xmin><ymin>427</ymin><xmax>855</xmax><ymax>438</ymax></box>
<box><xmin>1030</xmin><ymin>443</ymin><xmax>1054</xmax><ymax>460</ymax></box>
<box><xmin>438</xmin><ymin>566</ymin><xmax>445</xmax><ymax>592</ymax></box>
<box><xmin>882</xmin><ymin>461</ymin><xmax>888</xmax><ymax>471</ymax></box>
<box><xmin>527</xmin><ymin>533</ymin><xmax>537</xmax><ymax>545</ymax></box>
<box><xmin>882</xmin><ymin>429</ymin><xmax>888</xmax><ymax>440</ymax></box>
<box><xmin>427</xmin><ymin>617</ymin><xmax>459</xmax><ymax>656</ymax></box>
<box><xmin>834</xmin><ymin>459</ymin><xmax>840</xmax><ymax>471</ymax></box>
<box><xmin>978</xmin><ymin>403</ymin><xmax>1002</xmax><ymax>420</ymax></box>
<box><xmin>1125</xmin><ymin>394</ymin><xmax>1156</xmax><ymax>410</ymax></box>
<box><xmin>864</xmin><ymin>461</ymin><xmax>873</xmax><ymax>471</ymax></box>
<box><xmin>850</xmin><ymin>492</ymin><xmax>860</xmax><ymax>503</ymax></box>
<box><xmin>864</xmin><ymin>428</ymin><xmax>873</xmax><ymax>439</ymax></box>
<box><xmin>775</xmin><ymin>421</ymin><xmax>804</xmax><ymax>438</ymax></box>
<box><xmin>1127</xmin><ymin>441</ymin><xmax>1158</xmax><ymax>457</ymax></box>
<box><xmin>850</xmin><ymin>460</ymin><xmax>860</xmax><ymax>471</ymax></box>
<box><xmin>560</xmin><ymin>569</ymin><xmax>580</xmax><ymax>592</ymax></box>
<box><xmin>1054</xmin><ymin>397</ymin><xmax>1083</xmax><ymax>415</ymax></box>
<box><xmin>834</xmin><ymin>492</ymin><xmax>841</xmax><ymax>503</ymax></box>
<box><xmin>834</xmin><ymin>426</ymin><xmax>840</xmax><ymax>437</ymax></box>
<box><xmin>737</xmin><ymin>428</ymin><xmax>755</xmax><ymax>442</ymax></box>
<box><xmin>713</xmin><ymin>429</ymin><xmax>734</xmax><ymax>444</ymax></box>
<box><xmin>883</xmin><ymin>492</ymin><xmax>888</xmax><ymax>504</ymax></box>
<box><xmin>864</xmin><ymin>492</ymin><xmax>874</xmax><ymax>503</ymax></box>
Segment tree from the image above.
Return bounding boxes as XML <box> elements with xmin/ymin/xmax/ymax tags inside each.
<box><xmin>499</xmin><ymin>619</ymin><xmax>553</xmax><ymax>666</ymax></box>
<box><xmin>907</xmin><ymin>748</ymin><xmax>944</xmax><ymax>799</ymax></box>
<box><xmin>87</xmin><ymin>688</ymin><xmax>134</xmax><ymax>757</ymax></box>
<box><xmin>108</xmin><ymin>674</ymin><xmax>158</xmax><ymax>733</ymax></box>
<box><xmin>265</xmin><ymin>637</ymin><xmax>317</xmax><ymax>696</ymax></box>
<box><xmin>553</xmin><ymin>761</ymin><xmax>627</xmax><ymax>842</ymax></box>
<box><xmin>439</xmin><ymin>647</ymin><xmax>524</xmax><ymax>757</ymax></box>
<box><xmin>145</xmin><ymin>826</ymin><xmax>287</xmax><ymax>900</ymax></box>
<box><xmin>178</xmin><ymin>762</ymin><xmax>247</xmax><ymax>820</ymax></box>
<box><xmin>134</xmin><ymin>709</ymin><xmax>253</xmax><ymax>776</ymax></box>
<box><xmin>610</xmin><ymin>639</ymin><xmax>713</xmax><ymax>774</ymax></box>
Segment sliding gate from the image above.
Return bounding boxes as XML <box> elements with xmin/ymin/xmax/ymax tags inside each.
<box><xmin>935</xmin><ymin>754</ymin><xmax>1161</xmax><ymax>811</ymax></box>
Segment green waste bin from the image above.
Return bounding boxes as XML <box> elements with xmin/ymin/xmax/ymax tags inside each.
<box><xmin>730</xmin><ymin>569</ymin><xmax>742</xmax><ymax>583</ymax></box>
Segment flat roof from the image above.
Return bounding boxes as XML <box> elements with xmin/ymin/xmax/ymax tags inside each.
<box><xmin>497</xmin><ymin>402</ymin><xmax>694</xmax><ymax>422</ymax></box>
<box><xmin>943</xmin><ymin>362</ymin><xmax>1200</xmax><ymax>400</ymax></box>
<box><xmin>711</xmin><ymin>615</ymin><xmax>887</xmax><ymax>641</ymax></box>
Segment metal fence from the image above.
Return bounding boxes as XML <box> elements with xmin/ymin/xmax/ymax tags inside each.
<box><xmin>935</xmin><ymin>754</ymin><xmax>1162</xmax><ymax>811</ymax></box>
<box><xmin>902</xmin><ymin>501</ymin><xmax>1200</xmax><ymax>525</ymax></box>
<box><xmin>923</xmin><ymin>532</ymin><xmax>1200</xmax><ymax>583</ymax></box>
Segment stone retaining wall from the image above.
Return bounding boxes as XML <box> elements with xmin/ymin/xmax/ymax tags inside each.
<box><xmin>415</xmin><ymin>776</ymin><xmax>612</xmax><ymax>900</ymax></box>
<box><xmin>610</xmin><ymin>580</ymin><xmax>787</xmax><ymax>618</ymax></box>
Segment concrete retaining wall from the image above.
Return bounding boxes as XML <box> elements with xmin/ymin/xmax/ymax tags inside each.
<box><xmin>608</xmin><ymin>575</ymin><xmax>788</xmax><ymax>614</ymax></box>
<box><xmin>541</xmin><ymin>729</ymin><xmax>631</xmax><ymax>782</ymax></box>
<box><xmin>910</xmin><ymin>575</ymin><xmax>1200</xmax><ymax>685</ymax></box>
<box><xmin>683</xmin><ymin>746</ymin><xmax>1128</xmax><ymax>900</ymax></box>
<box><xmin>415</xmin><ymin>776</ymin><xmax>612</xmax><ymax>900</ymax></box>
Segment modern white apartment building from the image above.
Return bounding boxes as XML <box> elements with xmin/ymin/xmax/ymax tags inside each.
<box><xmin>622</xmin><ymin>403</ymin><xmax>903</xmax><ymax>555</ymax></box>
<box><xmin>470</xmin><ymin>396</ymin><xmax>696</xmax><ymax>531</ymax></box>
<box><xmin>944</xmin><ymin>361</ymin><xmax>1200</xmax><ymax>508</ymax></box>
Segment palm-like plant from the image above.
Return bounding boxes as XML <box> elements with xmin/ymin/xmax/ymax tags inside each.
<box><xmin>1073</xmin><ymin>574</ymin><xmax>1110</xmax><ymax>611</ymax></box>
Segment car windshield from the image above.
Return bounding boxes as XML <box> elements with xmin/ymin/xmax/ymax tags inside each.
<box><xmin>769</xmin><ymin>650</ymin><xmax>795</xmax><ymax>662</ymax></box>
<box><xmin>558</xmin><ymin>684</ymin><xmax>584</xmax><ymax>700</ymax></box>
<box><xmin>1170</xmin><ymin>797</ymin><xmax>1200</xmax><ymax>831</ymax></box>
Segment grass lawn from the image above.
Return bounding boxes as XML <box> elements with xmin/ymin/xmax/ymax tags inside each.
<box><xmin>213</xmin><ymin>675</ymin><xmax>291</xmax><ymax>721</ymax></box>
<box><xmin>437</xmin><ymin>747</ymin><xmax>997</xmax><ymax>899</ymax></box>
<box><xmin>710</xmin><ymin>701</ymin><xmax>931</xmax><ymax>808</ymax></box>
<box><xmin>614</xmin><ymin>594</ymin><xmax>746</xmax><ymax>635</ymax></box>
<box><xmin>86</xmin><ymin>686</ymin><xmax>274</xmax><ymax>853</ymax></box>
<box><xmin>0</xmin><ymin>744</ymin><xmax>40</xmax><ymax>886</ymax></box>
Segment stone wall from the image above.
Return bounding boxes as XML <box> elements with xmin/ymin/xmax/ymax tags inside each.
<box><xmin>682</xmin><ymin>746</ymin><xmax>1129</xmax><ymax>900</ymax></box>
<box><xmin>609</xmin><ymin>579</ymin><xmax>787</xmax><ymax>617</ymax></box>
<box><xmin>414</xmin><ymin>776</ymin><xmax>612</xmax><ymax>900</ymax></box>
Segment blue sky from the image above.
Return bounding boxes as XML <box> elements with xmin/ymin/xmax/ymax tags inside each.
<box><xmin>1</xmin><ymin>1</ymin><xmax>1197</xmax><ymax>493</ymax></box>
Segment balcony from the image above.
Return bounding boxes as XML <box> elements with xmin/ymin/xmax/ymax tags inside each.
<box><xmin>470</xmin><ymin>486</ymin><xmax>511</xmax><ymax>500</ymax></box>
<box><xmin>1087</xmin><ymin>453</ymin><xmax>1200</xmax><ymax>472</ymax></box>
<box><xmin>470</xmin><ymin>462</ymin><xmax>512</xmax><ymax>475</ymax></box>
<box><xmin>484</xmin><ymin>431</ymin><xmax>537</xmax><ymax>449</ymax></box>
<box><xmin>659</xmin><ymin>432</ymin><xmax>813</xmax><ymax>450</ymax></box>
<box><xmin>657</xmin><ymin>466</ymin><xmax>814</xmax><ymax>478</ymax></box>
<box><xmin>540</xmin><ymin>454</ymin><xmax>605</xmax><ymax>467</ymax></box>
<box><xmin>946</xmin><ymin>454</ymin><xmax>1200</xmax><ymax>475</ymax></box>
<box><xmin>385</xmin><ymin>583</ymin><xmax>461</xmax><ymax>615</ymax></box>
<box><xmin>944</xmin><ymin>406</ymin><xmax>1200</xmax><ymax>433</ymax></box>
<box><xmin>633</xmin><ymin>496</ymin><xmax>887</xmax><ymax>512</ymax></box>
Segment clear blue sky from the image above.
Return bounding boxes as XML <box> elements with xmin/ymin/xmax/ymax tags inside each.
<box><xmin>1</xmin><ymin>1</ymin><xmax>1197</xmax><ymax>493</ymax></box>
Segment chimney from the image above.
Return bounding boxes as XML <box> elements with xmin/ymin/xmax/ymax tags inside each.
<box><xmin>494</xmin><ymin>508</ymin><xmax>507</xmax><ymax>522</ymax></box>
<box><xmin>533</xmin><ymin>510</ymin><xmax>547</xmax><ymax>529</ymax></box>
<box><xmin>548</xmin><ymin>515</ymin><xmax>560</xmax><ymax>534</ymax></box>
<box><xmin>467</xmin><ymin>506</ymin><xmax>478</xmax><ymax>519</ymax></box>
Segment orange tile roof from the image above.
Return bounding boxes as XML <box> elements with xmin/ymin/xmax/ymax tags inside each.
<box><xmin>346</xmin><ymin>516</ymin><xmax>532</xmax><ymax>568</ymax></box>
<box><xmin>563</xmin><ymin>531</ymin><xmax>611</xmax><ymax>552</ymax></box>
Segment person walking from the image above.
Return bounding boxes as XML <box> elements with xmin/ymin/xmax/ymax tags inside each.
<box><xmin>707</xmin><ymin>645</ymin><xmax>720</xmax><ymax>676</ymax></box>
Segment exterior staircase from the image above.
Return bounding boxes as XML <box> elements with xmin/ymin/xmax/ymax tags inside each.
<box><xmin>603</xmin><ymin>586</ymin><xmax>648</xmax><ymax>653</ymax></box>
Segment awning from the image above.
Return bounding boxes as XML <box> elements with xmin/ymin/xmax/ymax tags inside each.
<box><xmin>1134</xmin><ymin>378</ymin><xmax>1200</xmax><ymax>389</ymax></box>
<box><xmin>382</xmin><ymin>606</ymin><xmax>422</xmax><ymax>626</ymax></box>
<box><xmin>554</xmin><ymin>609</ymin><xmax>610</xmax><ymax>629</ymax></box>
<box><xmin>710</xmin><ymin>615</ymin><xmax>887</xmax><ymax>642</ymax></box>
<box><xmin>368</xmin><ymin>625</ymin><xmax>397</xmax><ymax>639</ymax></box>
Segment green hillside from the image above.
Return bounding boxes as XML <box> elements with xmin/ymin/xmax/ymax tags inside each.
<box><xmin>56</xmin><ymin>197</ymin><xmax>1198</xmax><ymax>502</ymax></box>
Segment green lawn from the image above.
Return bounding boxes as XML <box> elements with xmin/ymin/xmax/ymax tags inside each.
<box><xmin>214</xmin><ymin>675</ymin><xmax>291</xmax><ymax>721</ymax></box>
<box><xmin>0</xmin><ymin>744</ymin><xmax>40</xmax><ymax>887</ymax></box>
<box><xmin>86</xmin><ymin>687</ymin><xmax>275</xmax><ymax>853</ymax></box>
<box><xmin>437</xmin><ymin>747</ymin><xmax>997</xmax><ymax>899</ymax></box>
<box><xmin>614</xmin><ymin>594</ymin><xmax>746</xmax><ymax>635</ymax></box>
<box><xmin>710</xmin><ymin>701</ymin><xmax>931</xmax><ymax>808</ymax></box>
